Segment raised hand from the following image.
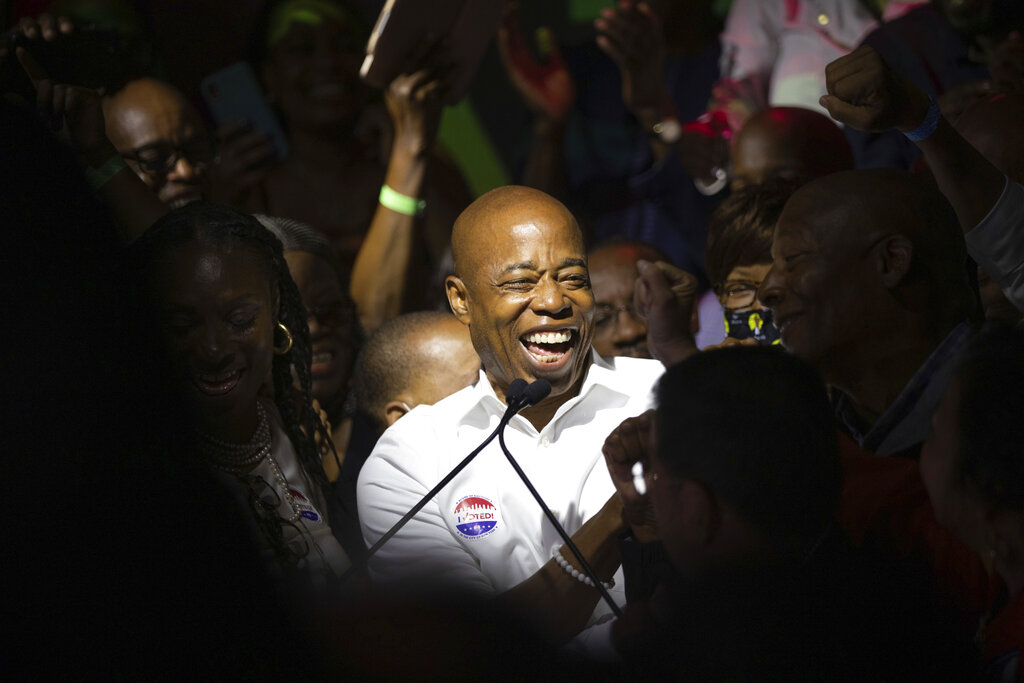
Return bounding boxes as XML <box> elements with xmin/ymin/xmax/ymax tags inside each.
<box><xmin>386</xmin><ymin>63</ymin><xmax>449</xmax><ymax>158</ymax></box>
<box><xmin>819</xmin><ymin>45</ymin><xmax>930</xmax><ymax>133</ymax></box>
<box><xmin>16</xmin><ymin>46</ymin><xmax>111</xmax><ymax>162</ymax></box>
<box><xmin>497</xmin><ymin>3</ymin><xmax>575</xmax><ymax>122</ymax></box>
<box><xmin>603</xmin><ymin>411</ymin><xmax>658</xmax><ymax>542</ymax></box>
<box><xmin>633</xmin><ymin>260</ymin><xmax>699</xmax><ymax>367</ymax></box>
<box><xmin>594</xmin><ymin>0</ymin><xmax>666</xmax><ymax>116</ymax></box>
<box><xmin>208</xmin><ymin>120</ymin><xmax>277</xmax><ymax>205</ymax></box>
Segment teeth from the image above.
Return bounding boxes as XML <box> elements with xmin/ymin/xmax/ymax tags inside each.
<box><xmin>199</xmin><ymin>370</ymin><xmax>238</xmax><ymax>383</ymax></box>
<box><xmin>524</xmin><ymin>330</ymin><xmax>571</xmax><ymax>344</ymax></box>
<box><xmin>312</xmin><ymin>352</ymin><xmax>333</xmax><ymax>364</ymax></box>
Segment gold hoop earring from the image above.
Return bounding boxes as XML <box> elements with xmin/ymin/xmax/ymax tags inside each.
<box><xmin>274</xmin><ymin>322</ymin><xmax>293</xmax><ymax>355</ymax></box>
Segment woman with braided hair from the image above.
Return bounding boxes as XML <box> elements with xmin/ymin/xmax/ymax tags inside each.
<box><xmin>131</xmin><ymin>201</ymin><xmax>350</xmax><ymax>587</ymax></box>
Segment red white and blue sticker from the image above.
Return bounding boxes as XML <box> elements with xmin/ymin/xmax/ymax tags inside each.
<box><xmin>453</xmin><ymin>495</ymin><xmax>499</xmax><ymax>539</ymax></box>
<box><xmin>289</xmin><ymin>487</ymin><xmax>321</xmax><ymax>523</ymax></box>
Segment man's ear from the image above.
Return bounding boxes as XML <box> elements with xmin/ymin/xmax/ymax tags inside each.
<box><xmin>874</xmin><ymin>235</ymin><xmax>914</xmax><ymax>289</ymax></box>
<box><xmin>680</xmin><ymin>480</ymin><xmax>721</xmax><ymax>547</ymax></box>
<box><xmin>446</xmin><ymin>275</ymin><xmax>471</xmax><ymax>324</ymax></box>
<box><xmin>384</xmin><ymin>399</ymin><xmax>410</xmax><ymax>427</ymax></box>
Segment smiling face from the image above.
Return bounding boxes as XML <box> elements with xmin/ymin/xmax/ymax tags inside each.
<box><xmin>447</xmin><ymin>194</ymin><xmax>595</xmax><ymax>401</ymax></box>
<box><xmin>152</xmin><ymin>238</ymin><xmax>277</xmax><ymax>438</ymax></box>
<box><xmin>284</xmin><ymin>250</ymin><xmax>356</xmax><ymax>404</ymax></box>
<box><xmin>261</xmin><ymin>12</ymin><xmax>370</xmax><ymax>131</ymax></box>
<box><xmin>757</xmin><ymin>186</ymin><xmax>882</xmax><ymax>373</ymax></box>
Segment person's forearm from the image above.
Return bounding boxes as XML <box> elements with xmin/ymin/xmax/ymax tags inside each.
<box><xmin>350</xmin><ymin>137</ymin><xmax>427</xmax><ymax>335</ymax></box>
<box><xmin>632</xmin><ymin>106</ymin><xmax>671</xmax><ymax>166</ymax></box>
<box><xmin>82</xmin><ymin>143</ymin><xmax>167</xmax><ymax>241</ymax></box>
<box><xmin>912</xmin><ymin>116</ymin><xmax>1005</xmax><ymax>235</ymax></box>
<box><xmin>522</xmin><ymin>116</ymin><xmax>567</xmax><ymax>199</ymax></box>
<box><xmin>497</xmin><ymin>494</ymin><xmax>626</xmax><ymax>644</ymax></box>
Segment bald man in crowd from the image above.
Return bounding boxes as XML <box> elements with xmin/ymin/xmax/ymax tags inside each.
<box><xmin>352</xmin><ymin>311</ymin><xmax>481</xmax><ymax>436</ymax></box>
<box><xmin>357</xmin><ymin>186</ymin><xmax>688</xmax><ymax>642</ymax></box>
<box><xmin>103</xmin><ymin>78</ymin><xmax>212</xmax><ymax>208</ymax></box>
<box><xmin>759</xmin><ymin>168</ymin><xmax>977</xmax><ymax>457</ymax></box>
<box><xmin>729</xmin><ymin>105</ymin><xmax>855</xmax><ymax>191</ymax></box>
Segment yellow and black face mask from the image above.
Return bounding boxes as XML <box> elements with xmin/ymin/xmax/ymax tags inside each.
<box><xmin>723</xmin><ymin>308</ymin><xmax>781</xmax><ymax>345</ymax></box>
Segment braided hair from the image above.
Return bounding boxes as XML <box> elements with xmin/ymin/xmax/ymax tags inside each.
<box><xmin>131</xmin><ymin>202</ymin><xmax>331</xmax><ymax>497</ymax></box>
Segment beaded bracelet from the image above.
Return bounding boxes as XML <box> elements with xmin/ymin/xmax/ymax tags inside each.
<box><xmin>379</xmin><ymin>184</ymin><xmax>426</xmax><ymax>217</ymax></box>
<box><xmin>903</xmin><ymin>97</ymin><xmax>941</xmax><ymax>142</ymax></box>
<box><xmin>85</xmin><ymin>154</ymin><xmax>128</xmax><ymax>191</ymax></box>
<box><xmin>552</xmin><ymin>546</ymin><xmax>615</xmax><ymax>590</ymax></box>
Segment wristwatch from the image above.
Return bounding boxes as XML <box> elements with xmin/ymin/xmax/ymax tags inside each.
<box><xmin>651</xmin><ymin>117</ymin><xmax>682</xmax><ymax>144</ymax></box>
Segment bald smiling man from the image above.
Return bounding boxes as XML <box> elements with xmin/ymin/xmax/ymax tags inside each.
<box><xmin>356</xmin><ymin>186</ymin><xmax>677</xmax><ymax>641</ymax></box>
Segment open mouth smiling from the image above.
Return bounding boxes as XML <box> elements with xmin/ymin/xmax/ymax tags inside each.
<box><xmin>193</xmin><ymin>368</ymin><xmax>243</xmax><ymax>396</ymax></box>
<box><xmin>520</xmin><ymin>329</ymin><xmax>576</xmax><ymax>368</ymax></box>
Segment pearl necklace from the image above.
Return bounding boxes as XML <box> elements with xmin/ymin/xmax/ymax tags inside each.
<box><xmin>198</xmin><ymin>402</ymin><xmax>303</xmax><ymax>526</ymax></box>
<box><xmin>198</xmin><ymin>402</ymin><xmax>271</xmax><ymax>473</ymax></box>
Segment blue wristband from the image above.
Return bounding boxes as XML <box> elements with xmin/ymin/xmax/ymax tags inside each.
<box><xmin>903</xmin><ymin>97</ymin><xmax>941</xmax><ymax>142</ymax></box>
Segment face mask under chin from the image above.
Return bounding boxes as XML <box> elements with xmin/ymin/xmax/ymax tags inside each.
<box><xmin>723</xmin><ymin>308</ymin><xmax>781</xmax><ymax>345</ymax></box>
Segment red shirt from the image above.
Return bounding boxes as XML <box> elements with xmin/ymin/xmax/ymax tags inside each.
<box><xmin>837</xmin><ymin>432</ymin><xmax>1002</xmax><ymax>621</ymax></box>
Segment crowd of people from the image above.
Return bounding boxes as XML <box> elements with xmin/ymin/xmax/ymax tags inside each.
<box><xmin>4</xmin><ymin>0</ymin><xmax>1024</xmax><ymax>679</ymax></box>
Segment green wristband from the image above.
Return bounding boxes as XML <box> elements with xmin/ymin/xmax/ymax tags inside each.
<box><xmin>86</xmin><ymin>154</ymin><xmax>128</xmax><ymax>192</ymax></box>
<box><xmin>379</xmin><ymin>184</ymin><xmax>426</xmax><ymax>217</ymax></box>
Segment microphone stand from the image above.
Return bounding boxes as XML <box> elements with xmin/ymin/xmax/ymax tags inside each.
<box><xmin>339</xmin><ymin>380</ymin><xmax>530</xmax><ymax>584</ymax></box>
<box><xmin>497</xmin><ymin>427</ymin><xmax>623</xmax><ymax>618</ymax></box>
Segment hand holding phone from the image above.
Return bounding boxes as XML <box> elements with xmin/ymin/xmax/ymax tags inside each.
<box><xmin>201</xmin><ymin>62</ymin><xmax>288</xmax><ymax>161</ymax></box>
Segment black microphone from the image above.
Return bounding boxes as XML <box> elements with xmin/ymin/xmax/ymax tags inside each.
<box><xmin>505</xmin><ymin>377</ymin><xmax>529</xmax><ymax>406</ymax></box>
<box><xmin>521</xmin><ymin>378</ymin><xmax>551</xmax><ymax>407</ymax></box>
<box><xmin>340</xmin><ymin>377</ymin><xmax>536</xmax><ymax>584</ymax></box>
<box><xmin>497</xmin><ymin>378</ymin><xmax>623</xmax><ymax>617</ymax></box>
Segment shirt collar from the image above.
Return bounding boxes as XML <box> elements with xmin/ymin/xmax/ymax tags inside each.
<box><xmin>460</xmin><ymin>349</ymin><xmax>637</xmax><ymax>435</ymax></box>
<box><xmin>835</xmin><ymin>321</ymin><xmax>974</xmax><ymax>455</ymax></box>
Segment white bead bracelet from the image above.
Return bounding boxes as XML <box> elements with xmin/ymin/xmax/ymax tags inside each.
<box><xmin>552</xmin><ymin>546</ymin><xmax>615</xmax><ymax>590</ymax></box>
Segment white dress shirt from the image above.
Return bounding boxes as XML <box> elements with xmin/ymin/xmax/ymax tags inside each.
<box><xmin>357</xmin><ymin>352</ymin><xmax>663</xmax><ymax>608</ymax></box>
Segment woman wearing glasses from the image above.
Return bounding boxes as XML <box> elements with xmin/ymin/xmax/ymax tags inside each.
<box><xmin>703</xmin><ymin>179</ymin><xmax>799</xmax><ymax>348</ymax></box>
<box><xmin>132</xmin><ymin>202</ymin><xmax>350</xmax><ymax>588</ymax></box>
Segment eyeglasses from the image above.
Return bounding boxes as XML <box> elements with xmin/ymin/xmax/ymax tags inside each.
<box><xmin>247</xmin><ymin>475</ymin><xmax>310</xmax><ymax>564</ymax></box>
<box><xmin>120</xmin><ymin>135</ymin><xmax>215</xmax><ymax>175</ymax></box>
<box><xmin>713</xmin><ymin>279</ymin><xmax>762</xmax><ymax>311</ymax></box>
<box><xmin>594</xmin><ymin>302</ymin><xmax>641</xmax><ymax>328</ymax></box>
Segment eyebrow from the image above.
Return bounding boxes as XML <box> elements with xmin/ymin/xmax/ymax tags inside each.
<box><xmin>499</xmin><ymin>257</ymin><xmax>587</xmax><ymax>275</ymax></box>
<box><xmin>500</xmin><ymin>261</ymin><xmax>537</xmax><ymax>275</ymax></box>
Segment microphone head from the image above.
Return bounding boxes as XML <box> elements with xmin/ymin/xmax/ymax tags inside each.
<box><xmin>522</xmin><ymin>379</ymin><xmax>552</xmax><ymax>407</ymax></box>
<box><xmin>505</xmin><ymin>378</ymin><xmax>529</xmax><ymax>405</ymax></box>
